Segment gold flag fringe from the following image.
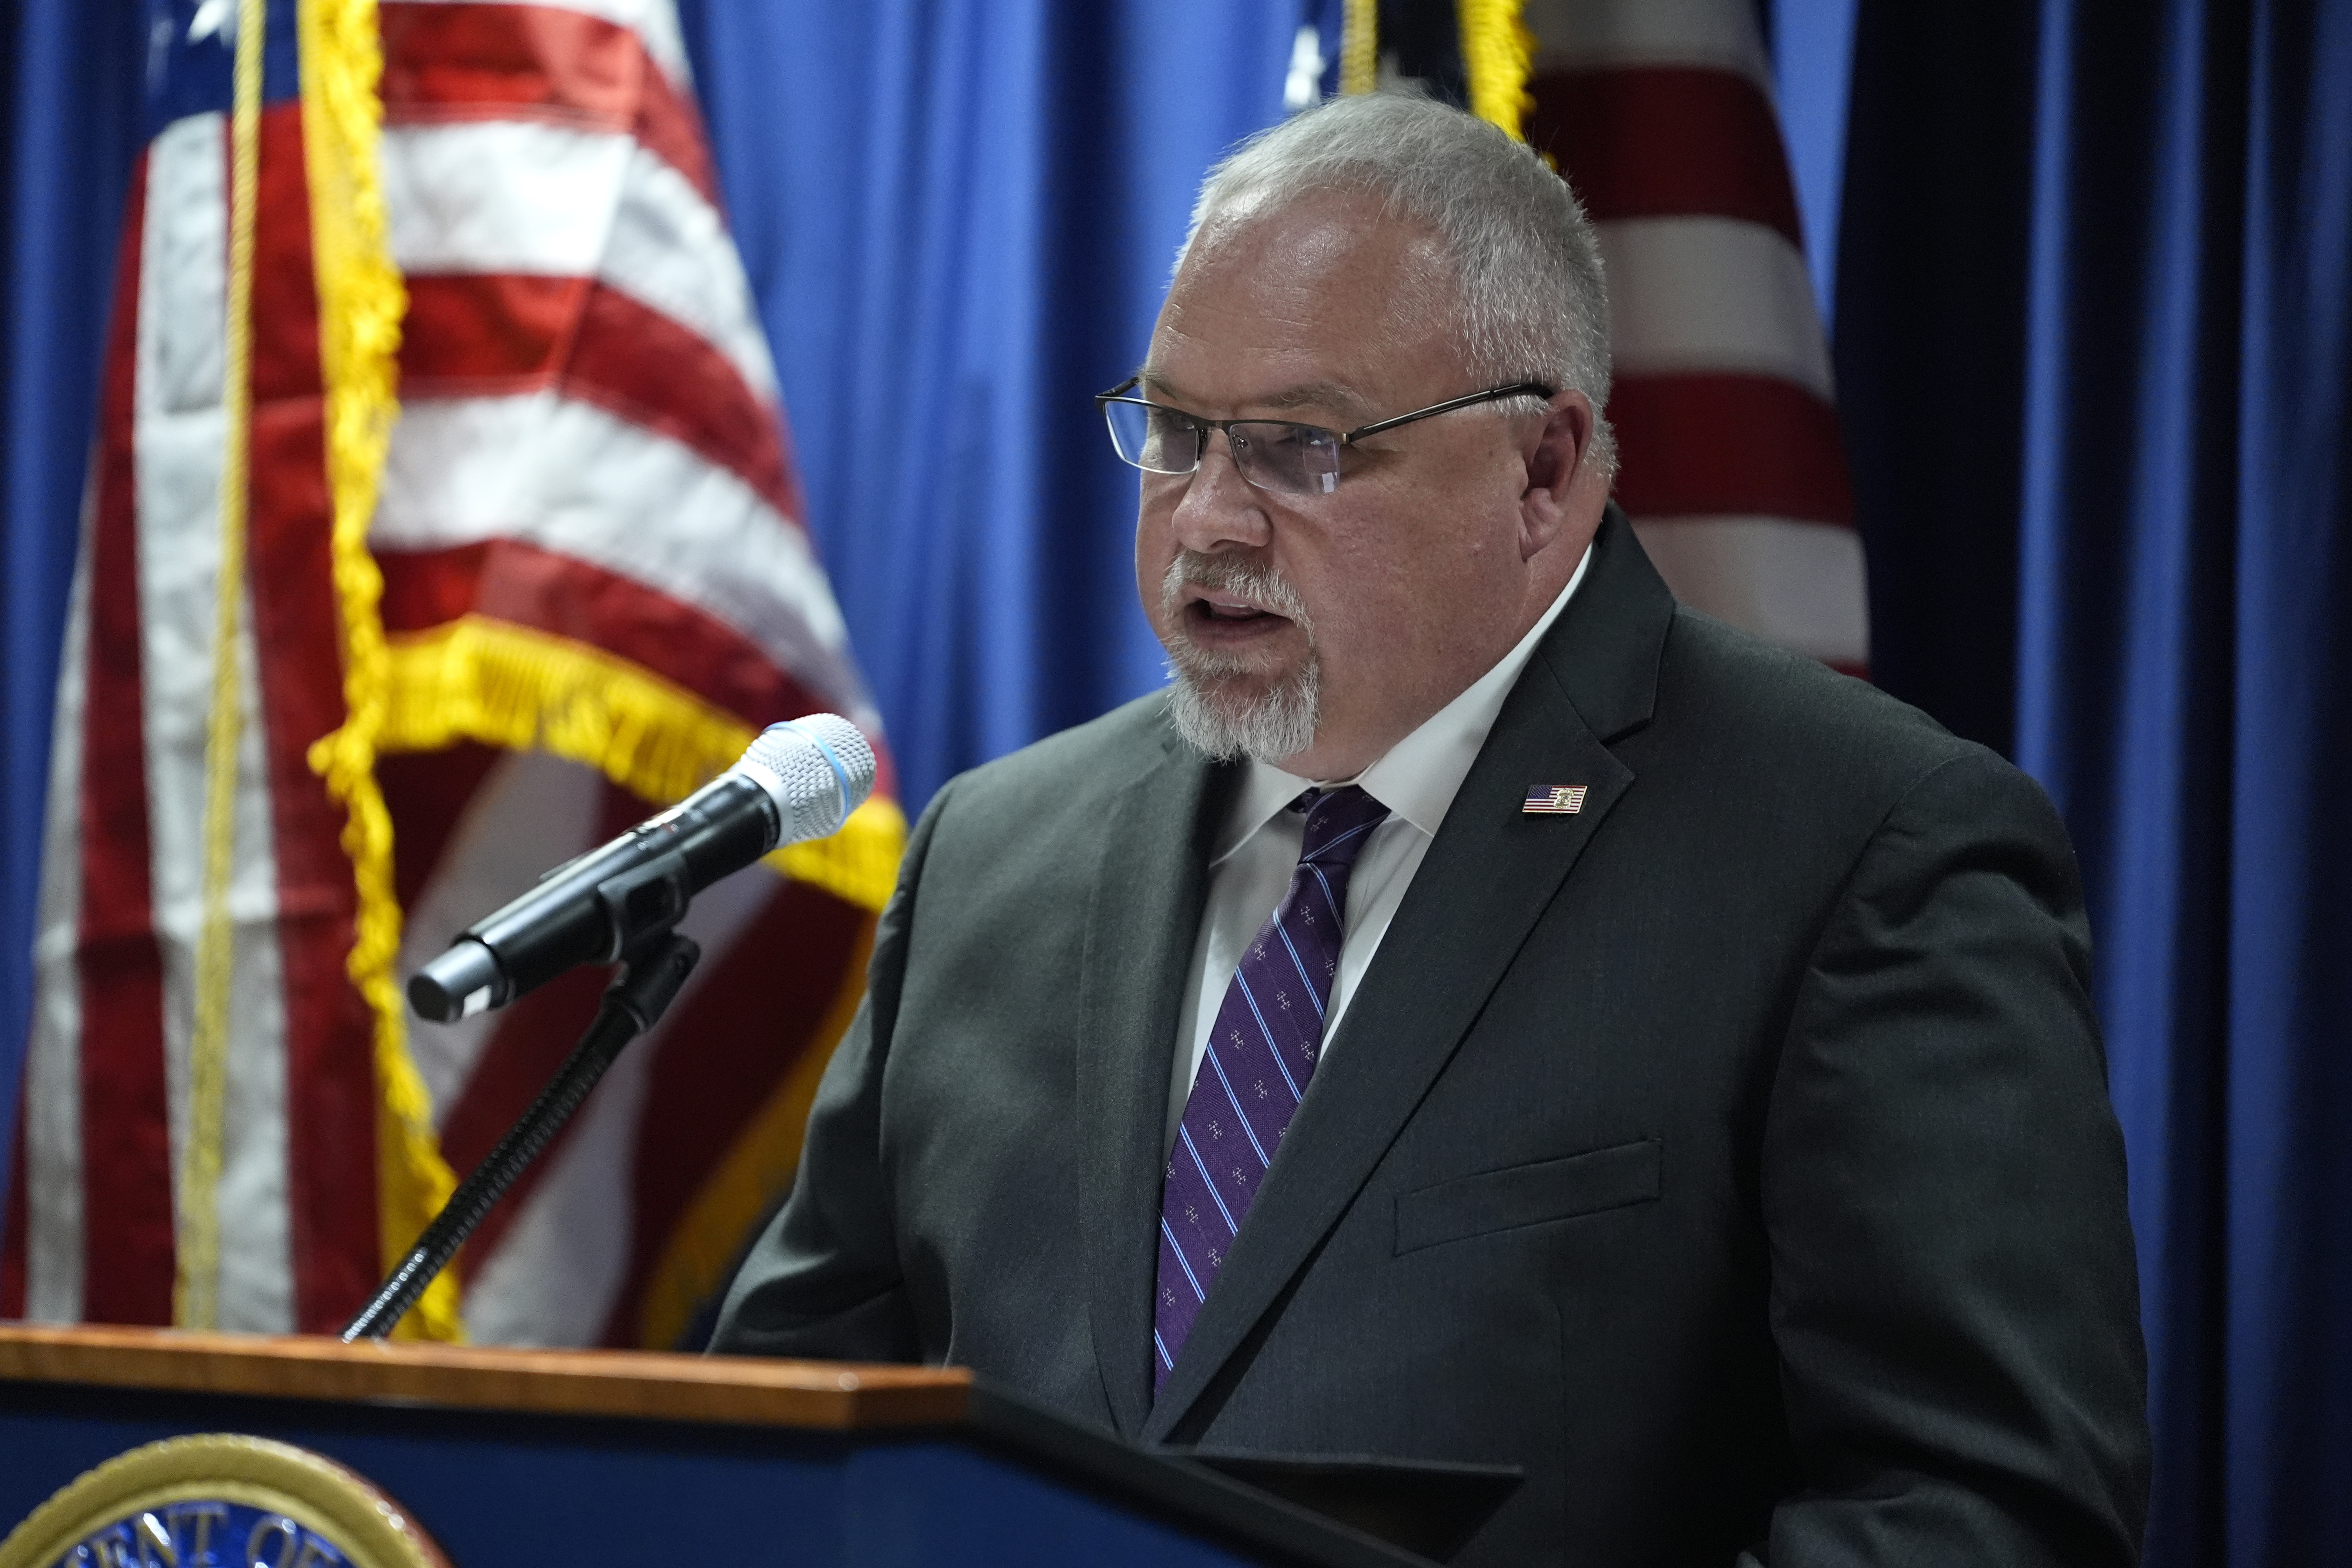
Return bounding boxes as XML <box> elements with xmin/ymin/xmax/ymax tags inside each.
<box><xmin>1457</xmin><ymin>0</ymin><xmax>1535</xmax><ymax>142</ymax></box>
<box><xmin>298</xmin><ymin>0</ymin><xmax>463</xmax><ymax>1342</ymax></box>
<box><xmin>381</xmin><ymin>616</ymin><xmax>907</xmax><ymax>918</ymax></box>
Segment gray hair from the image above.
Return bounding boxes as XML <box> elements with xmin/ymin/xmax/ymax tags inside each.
<box><xmin>1184</xmin><ymin>92</ymin><xmax>1614</xmax><ymax>471</ymax></box>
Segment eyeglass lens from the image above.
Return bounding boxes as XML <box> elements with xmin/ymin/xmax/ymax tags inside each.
<box><xmin>1101</xmin><ymin>400</ymin><xmax>1343</xmax><ymax>496</ymax></box>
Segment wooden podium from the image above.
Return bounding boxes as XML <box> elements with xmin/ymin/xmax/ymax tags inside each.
<box><xmin>0</xmin><ymin>1325</ymin><xmax>1428</xmax><ymax>1567</ymax></box>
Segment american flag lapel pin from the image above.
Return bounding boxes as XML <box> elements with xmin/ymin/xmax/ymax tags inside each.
<box><xmin>1523</xmin><ymin>784</ymin><xmax>1588</xmax><ymax>815</ymax></box>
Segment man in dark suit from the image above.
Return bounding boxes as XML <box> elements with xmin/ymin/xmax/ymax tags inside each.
<box><xmin>713</xmin><ymin>94</ymin><xmax>2149</xmax><ymax>1565</ymax></box>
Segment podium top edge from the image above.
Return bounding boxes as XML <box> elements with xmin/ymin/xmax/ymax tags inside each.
<box><xmin>0</xmin><ymin>1323</ymin><xmax>969</xmax><ymax>1431</ymax></box>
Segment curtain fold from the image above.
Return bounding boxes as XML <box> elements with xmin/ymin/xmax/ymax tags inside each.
<box><xmin>2219</xmin><ymin>1</ymin><xmax>2352</xmax><ymax>1557</ymax></box>
<box><xmin>1818</xmin><ymin>0</ymin><xmax>2349</xmax><ymax>1555</ymax></box>
<box><xmin>1830</xmin><ymin>1</ymin><xmax>2039</xmax><ymax>756</ymax></box>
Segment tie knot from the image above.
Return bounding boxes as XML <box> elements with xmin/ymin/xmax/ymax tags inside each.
<box><xmin>1293</xmin><ymin>785</ymin><xmax>1391</xmax><ymax>869</ymax></box>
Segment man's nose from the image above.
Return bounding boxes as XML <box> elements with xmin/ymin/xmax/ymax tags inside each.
<box><xmin>1168</xmin><ymin>428</ymin><xmax>1272</xmax><ymax>553</ymax></box>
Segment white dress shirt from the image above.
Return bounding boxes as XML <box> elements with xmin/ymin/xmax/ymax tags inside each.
<box><xmin>1165</xmin><ymin>546</ymin><xmax>1593</xmax><ymax>1150</ymax></box>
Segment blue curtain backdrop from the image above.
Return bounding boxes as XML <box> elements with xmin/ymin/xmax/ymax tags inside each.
<box><xmin>2014</xmin><ymin>3</ymin><xmax>2352</xmax><ymax>1561</ymax></box>
<box><xmin>1821</xmin><ymin>0</ymin><xmax>2352</xmax><ymax>1562</ymax></box>
<box><xmin>5</xmin><ymin>3</ymin><xmax>2349</xmax><ymax>1561</ymax></box>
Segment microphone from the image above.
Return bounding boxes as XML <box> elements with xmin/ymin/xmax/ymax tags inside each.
<box><xmin>406</xmin><ymin>714</ymin><xmax>876</xmax><ymax>1024</ymax></box>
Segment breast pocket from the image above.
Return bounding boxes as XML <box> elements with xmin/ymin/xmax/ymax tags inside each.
<box><xmin>1393</xmin><ymin>1138</ymin><xmax>1662</xmax><ymax>1255</ymax></box>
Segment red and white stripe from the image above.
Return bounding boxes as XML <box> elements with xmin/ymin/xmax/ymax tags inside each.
<box><xmin>7</xmin><ymin>96</ymin><xmax>383</xmax><ymax>1330</ymax></box>
<box><xmin>1525</xmin><ymin>0</ymin><xmax>1867</xmax><ymax>670</ymax></box>
<box><xmin>369</xmin><ymin>0</ymin><xmax>884</xmax><ymax>1346</ymax></box>
<box><xmin>373</xmin><ymin>0</ymin><xmax>877</xmax><ymax>738</ymax></box>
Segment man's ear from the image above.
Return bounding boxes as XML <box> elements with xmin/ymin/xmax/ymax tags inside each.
<box><xmin>1519</xmin><ymin>391</ymin><xmax>1595</xmax><ymax>562</ymax></box>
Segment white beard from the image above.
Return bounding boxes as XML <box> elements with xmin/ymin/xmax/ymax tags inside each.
<box><xmin>1157</xmin><ymin>551</ymin><xmax>1321</xmax><ymax>765</ymax></box>
<box><xmin>1166</xmin><ymin>656</ymin><xmax>1322</xmax><ymax>764</ymax></box>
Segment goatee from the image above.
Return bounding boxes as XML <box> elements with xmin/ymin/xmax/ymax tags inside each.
<box><xmin>1158</xmin><ymin>551</ymin><xmax>1320</xmax><ymax>765</ymax></box>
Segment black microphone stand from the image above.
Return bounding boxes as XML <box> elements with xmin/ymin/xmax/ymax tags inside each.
<box><xmin>342</xmin><ymin>929</ymin><xmax>701</xmax><ymax>1341</ymax></box>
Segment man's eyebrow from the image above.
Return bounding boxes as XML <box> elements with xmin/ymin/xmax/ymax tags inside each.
<box><xmin>1255</xmin><ymin>380</ymin><xmax>1370</xmax><ymax>418</ymax></box>
<box><xmin>1135</xmin><ymin>371</ymin><xmax>1371</xmax><ymax>422</ymax></box>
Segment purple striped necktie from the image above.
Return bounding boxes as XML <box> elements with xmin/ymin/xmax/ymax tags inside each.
<box><xmin>1153</xmin><ymin>784</ymin><xmax>1392</xmax><ymax>1394</ymax></box>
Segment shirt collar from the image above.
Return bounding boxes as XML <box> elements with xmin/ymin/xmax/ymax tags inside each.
<box><xmin>1212</xmin><ymin>542</ymin><xmax>1593</xmax><ymax>862</ymax></box>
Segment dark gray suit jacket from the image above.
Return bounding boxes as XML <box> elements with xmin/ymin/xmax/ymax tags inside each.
<box><xmin>712</xmin><ymin>510</ymin><xmax>2151</xmax><ymax>1566</ymax></box>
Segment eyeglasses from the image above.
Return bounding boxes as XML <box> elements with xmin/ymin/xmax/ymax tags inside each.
<box><xmin>1094</xmin><ymin>376</ymin><xmax>1556</xmax><ymax>496</ymax></box>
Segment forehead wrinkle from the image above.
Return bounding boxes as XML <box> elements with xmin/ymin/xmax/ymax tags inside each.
<box><xmin>1136</xmin><ymin>367</ymin><xmax>1376</xmax><ymax>424</ymax></box>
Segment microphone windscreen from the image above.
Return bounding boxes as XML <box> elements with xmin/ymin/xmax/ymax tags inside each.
<box><xmin>739</xmin><ymin>714</ymin><xmax>878</xmax><ymax>842</ymax></box>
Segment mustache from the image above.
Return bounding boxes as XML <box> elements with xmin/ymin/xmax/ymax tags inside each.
<box><xmin>1159</xmin><ymin>550</ymin><xmax>1312</xmax><ymax>631</ymax></box>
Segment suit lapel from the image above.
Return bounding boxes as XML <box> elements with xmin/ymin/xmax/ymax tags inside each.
<box><xmin>1077</xmin><ymin>729</ymin><xmax>1232</xmax><ymax>1440</ymax></box>
<box><xmin>1142</xmin><ymin>507</ymin><xmax>1673</xmax><ymax>1441</ymax></box>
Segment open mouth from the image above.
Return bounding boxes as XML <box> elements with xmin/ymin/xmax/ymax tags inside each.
<box><xmin>1160</xmin><ymin>551</ymin><xmax>1312</xmax><ymax>654</ymax></box>
<box><xmin>1190</xmin><ymin>591</ymin><xmax>1287</xmax><ymax>626</ymax></box>
<box><xmin>1181</xmin><ymin>588</ymin><xmax>1295</xmax><ymax>644</ymax></box>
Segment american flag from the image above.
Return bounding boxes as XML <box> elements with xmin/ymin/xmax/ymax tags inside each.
<box><xmin>1308</xmin><ymin>0</ymin><xmax>1862</xmax><ymax>668</ymax></box>
<box><xmin>3</xmin><ymin>0</ymin><xmax>899</xmax><ymax>1348</ymax></box>
<box><xmin>1523</xmin><ymin>0</ymin><xmax>1866</xmax><ymax>672</ymax></box>
<box><xmin>1522</xmin><ymin>784</ymin><xmax>1589</xmax><ymax>814</ymax></box>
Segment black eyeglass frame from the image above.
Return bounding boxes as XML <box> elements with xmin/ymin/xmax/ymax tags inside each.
<box><xmin>1094</xmin><ymin>376</ymin><xmax>1558</xmax><ymax>494</ymax></box>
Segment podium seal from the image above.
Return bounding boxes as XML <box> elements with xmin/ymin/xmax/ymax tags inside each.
<box><xmin>0</xmin><ymin>1434</ymin><xmax>448</xmax><ymax>1568</ymax></box>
